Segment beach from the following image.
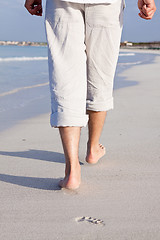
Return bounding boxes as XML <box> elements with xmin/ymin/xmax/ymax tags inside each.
<box><xmin>0</xmin><ymin>49</ymin><xmax>160</xmax><ymax>239</ymax></box>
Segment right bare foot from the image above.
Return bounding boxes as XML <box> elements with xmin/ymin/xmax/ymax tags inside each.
<box><xmin>86</xmin><ymin>142</ymin><xmax>106</xmax><ymax>164</ymax></box>
<box><xmin>59</xmin><ymin>163</ymin><xmax>81</xmax><ymax>190</ymax></box>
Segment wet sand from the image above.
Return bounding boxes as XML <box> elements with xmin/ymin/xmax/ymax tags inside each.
<box><xmin>0</xmin><ymin>51</ymin><xmax>160</xmax><ymax>239</ymax></box>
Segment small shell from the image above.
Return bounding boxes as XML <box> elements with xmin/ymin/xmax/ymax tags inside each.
<box><xmin>75</xmin><ymin>216</ymin><xmax>105</xmax><ymax>226</ymax></box>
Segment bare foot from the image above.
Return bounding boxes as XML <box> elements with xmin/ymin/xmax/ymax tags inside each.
<box><xmin>59</xmin><ymin>163</ymin><xmax>81</xmax><ymax>190</ymax></box>
<box><xmin>86</xmin><ymin>142</ymin><xmax>106</xmax><ymax>164</ymax></box>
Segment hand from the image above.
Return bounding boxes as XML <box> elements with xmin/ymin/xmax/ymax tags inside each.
<box><xmin>24</xmin><ymin>0</ymin><xmax>42</xmax><ymax>16</ymax></box>
<box><xmin>138</xmin><ymin>0</ymin><xmax>156</xmax><ymax>20</ymax></box>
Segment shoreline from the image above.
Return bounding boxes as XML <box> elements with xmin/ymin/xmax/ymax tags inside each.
<box><xmin>0</xmin><ymin>50</ymin><xmax>160</xmax><ymax>239</ymax></box>
<box><xmin>0</xmin><ymin>49</ymin><xmax>159</xmax><ymax>134</ymax></box>
<box><xmin>120</xmin><ymin>48</ymin><xmax>160</xmax><ymax>55</ymax></box>
<box><xmin>1</xmin><ymin>40</ymin><xmax>160</xmax><ymax>50</ymax></box>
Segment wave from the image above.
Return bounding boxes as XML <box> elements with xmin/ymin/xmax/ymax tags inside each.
<box><xmin>118</xmin><ymin>61</ymin><xmax>142</xmax><ymax>66</ymax></box>
<box><xmin>0</xmin><ymin>82</ymin><xmax>49</xmax><ymax>97</ymax></box>
<box><xmin>0</xmin><ymin>53</ymin><xmax>133</xmax><ymax>62</ymax></box>
<box><xmin>119</xmin><ymin>53</ymin><xmax>135</xmax><ymax>56</ymax></box>
<box><xmin>0</xmin><ymin>56</ymin><xmax>48</xmax><ymax>62</ymax></box>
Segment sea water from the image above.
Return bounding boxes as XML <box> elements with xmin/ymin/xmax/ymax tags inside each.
<box><xmin>0</xmin><ymin>45</ymin><xmax>158</xmax><ymax>132</ymax></box>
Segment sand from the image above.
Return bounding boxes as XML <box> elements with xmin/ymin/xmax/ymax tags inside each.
<box><xmin>0</xmin><ymin>50</ymin><xmax>160</xmax><ymax>239</ymax></box>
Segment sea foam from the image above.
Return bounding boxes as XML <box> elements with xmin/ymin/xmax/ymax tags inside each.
<box><xmin>119</xmin><ymin>53</ymin><xmax>135</xmax><ymax>56</ymax></box>
<box><xmin>0</xmin><ymin>82</ymin><xmax>49</xmax><ymax>97</ymax></box>
<box><xmin>0</xmin><ymin>56</ymin><xmax>48</xmax><ymax>62</ymax></box>
<box><xmin>0</xmin><ymin>53</ymin><xmax>135</xmax><ymax>62</ymax></box>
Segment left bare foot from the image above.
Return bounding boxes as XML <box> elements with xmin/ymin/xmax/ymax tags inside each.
<box><xmin>58</xmin><ymin>163</ymin><xmax>81</xmax><ymax>190</ymax></box>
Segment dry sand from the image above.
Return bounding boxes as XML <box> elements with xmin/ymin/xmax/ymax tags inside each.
<box><xmin>0</xmin><ymin>51</ymin><xmax>160</xmax><ymax>239</ymax></box>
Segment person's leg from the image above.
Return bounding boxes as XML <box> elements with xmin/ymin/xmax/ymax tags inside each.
<box><xmin>58</xmin><ymin>127</ymin><xmax>81</xmax><ymax>189</ymax></box>
<box><xmin>85</xmin><ymin>0</ymin><xmax>125</xmax><ymax>163</ymax></box>
<box><xmin>45</xmin><ymin>1</ymin><xmax>88</xmax><ymax>189</ymax></box>
<box><xmin>86</xmin><ymin>110</ymin><xmax>106</xmax><ymax>164</ymax></box>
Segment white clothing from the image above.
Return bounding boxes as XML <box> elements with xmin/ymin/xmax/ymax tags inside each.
<box><xmin>61</xmin><ymin>0</ymin><xmax>118</xmax><ymax>4</ymax></box>
<box><xmin>45</xmin><ymin>0</ymin><xmax>125</xmax><ymax>127</ymax></box>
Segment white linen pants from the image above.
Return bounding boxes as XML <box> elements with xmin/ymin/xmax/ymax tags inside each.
<box><xmin>45</xmin><ymin>0</ymin><xmax>125</xmax><ymax>127</ymax></box>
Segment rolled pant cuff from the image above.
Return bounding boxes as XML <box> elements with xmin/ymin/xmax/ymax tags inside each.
<box><xmin>50</xmin><ymin>112</ymin><xmax>89</xmax><ymax>128</ymax></box>
<box><xmin>86</xmin><ymin>98</ymin><xmax>114</xmax><ymax>111</ymax></box>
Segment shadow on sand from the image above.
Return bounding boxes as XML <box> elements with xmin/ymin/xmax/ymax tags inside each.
<box><xmin>114</xmin><ymin>75</ymin><xmax>138</xmax><ymax>90</ymax></box>
<box><xmin>0</xmin><ymin>149</ymin><xmax>84</xmax><ymax>190</ymax></box>
<box><xmin>0</xmin><ymin>173</ymin><xmax>61</xmax><ymax>191</ymax></box>
<box><xmin>0</xmin><ymin>149</ymin><xmax>84</xmax><ymax>165</ymax></box>
<box><xmin>0</xmin><ymin>149</ymin><xmax>64</xmax><ymax>163</ymax></box>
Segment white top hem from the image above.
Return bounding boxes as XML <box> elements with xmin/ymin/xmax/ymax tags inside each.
<box><xmin>60</xmin><ymin>0</ymin><xmax>118</xmax><ymax>4</ymax></box>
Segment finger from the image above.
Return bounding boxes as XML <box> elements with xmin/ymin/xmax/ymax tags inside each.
<box><xmin>139</xmin><ymin>11</ymin><xmax>154</xmax><ymax>19</ymax></box>
<box><xmin>33</xmin><ymin>5</ymin><xmax>43</xmax><ymax>16</ymax></box>
<box><xmin>146</xmin><ymin>9</ymin><xmax>155</xmax><ymax>18</ymax></box>
<box><xmin>139</xmin><ymin>12</ymin><xmax>151</xmax><ymax>19</ymax></box>
<box><xmin>142</xmin><ymin>9</ymin><xmax>155</xmax><ymax>18</ymax></box>
<box><xmin>139</xmin><ymin>12</ymin><xmax>147</xmax><ymax>19</ymax></box>
<box><xmin>142</xmin><ymin>5</ymin><xmax>148</xmax><ymax>15</ymax></box>
<box><xmin>141</xmin><ymin>5</ymin><xmax>154</xmax><ymax>16</ymax></box>
<box><xmin>35</xmin><ymin>10</ymin><xmax>42</xmax><ymax>16</ymax></box>
<box><xmin>24</xmin><ymin>3</ymin><xmax>35</xmax><ymax>15</ymax></box>
<box><xmin>24</xmin><ymin>3</ymin><xmax>42</xmax><ymax>15</ymax></box>
<box><xmin>28</xmin><ymin>5</ymin><xmax>42</xmax><ymax>16</ymax></box>
<box><xmin>148</xmin><ymin>11</ymin><xmax>155</xmax><ymax>19</ymax></box>
<box><xmin>145</xmin><ymin>7</ymin><xmax>155</xmax><ymax>15</ymax></box>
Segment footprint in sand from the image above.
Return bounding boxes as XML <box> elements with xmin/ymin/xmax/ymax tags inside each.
<box><xmin>75</xmin><ymin>216</ymin><xmax>105</xmax><ymax>226</ymax></box>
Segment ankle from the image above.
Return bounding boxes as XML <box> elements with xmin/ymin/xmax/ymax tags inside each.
<box><xmin>87</xmin><ymin>141</ymin><xmax>99</xmax><ymax>153</ymax></box>
<box><xmin>70</xmin><ymin>162</ymin><xmax>80</xmax><ymax>171</ymax></box>
<box><xmin>68</xmin><ymin>164</ymin><xmax>81</xmax><ymax>183</ymax></box>
<box><xmin>67</xmin><ymin>160</ymin><xmax>80</xmax><ymax>172</ymax></box>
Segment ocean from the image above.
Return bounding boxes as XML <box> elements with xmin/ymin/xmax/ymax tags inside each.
<box><xmin>0</xmin><ymin>45</ymin><xmax>158</xmax><ymax>132</ymax></box>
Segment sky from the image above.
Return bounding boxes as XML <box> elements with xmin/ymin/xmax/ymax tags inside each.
<box><xmin>0</xmin><ymin>0</ymin><xmax>160</xmax><ymax>42</ymax></box>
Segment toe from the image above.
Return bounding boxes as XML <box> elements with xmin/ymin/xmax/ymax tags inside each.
<box><xmin>99</xmin><ymin>143</ymin><xmax>105</xmax><ymax>149</ymax></box>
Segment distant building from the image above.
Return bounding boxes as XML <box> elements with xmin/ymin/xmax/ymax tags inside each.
<box><xmin>122</xmin><ymin>41</ymin><xmax>133</xmax><ymax>46</ymax></box>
